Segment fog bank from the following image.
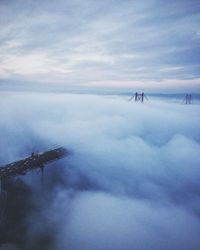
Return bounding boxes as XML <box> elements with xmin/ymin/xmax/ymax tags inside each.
<box><xmin>0</xmin><ymin>92</ymin><xmax>200</xmax><ymax>250</ymax></box>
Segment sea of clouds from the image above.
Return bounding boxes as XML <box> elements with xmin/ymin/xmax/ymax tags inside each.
<box><xmin>0</xmin><ymin>91</ymin><xmax>200</xmax><ymax>250</ymax></box>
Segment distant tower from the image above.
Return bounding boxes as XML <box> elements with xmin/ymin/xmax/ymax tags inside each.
<box><xmin>185</xmin><ymin>94</ymin><xmax>192</xmax><ymax>104</ymax></box>
<box><xmin>129</xmin><ymin>92</ymin><xmax>148</xmax><ymax>103</ymax></box>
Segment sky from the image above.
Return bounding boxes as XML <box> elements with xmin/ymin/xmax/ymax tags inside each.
<box><xmin>0</xmin><ymin>0</ymin><xmax>200</xmax><ymax>91</ymax></box>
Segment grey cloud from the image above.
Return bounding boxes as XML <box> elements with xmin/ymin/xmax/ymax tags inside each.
<box><xmin>0</xmin><ymin>92</ymin><xmax>200</xmax><ymax>249</ymax></box>
<box><xmin>0</xmin><ymin>0</ymin><xmax>200</xmax><ymax>89</ymax></box>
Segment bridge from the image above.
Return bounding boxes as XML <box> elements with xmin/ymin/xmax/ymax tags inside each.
<box><xmin>0</xmin><ymin>147</ymin><xmax>69</xmax><ymax>190</ymax></box>
<box><xmin>129</xmin><ymin>92</ymin><xmax>148</xmax><ymax>102</ymax></box>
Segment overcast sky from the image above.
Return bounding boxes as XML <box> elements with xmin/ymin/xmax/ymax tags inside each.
<box><xmin>0</xmin><ymin>0</ymin><xmax>200</xmax><ymax>91</ymax></box>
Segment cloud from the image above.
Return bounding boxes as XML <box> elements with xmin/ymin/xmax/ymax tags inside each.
<box><xmin>55</xmin><ymin>192</ymin><xmax>200</xmax><ymax>250</ymax></box>
<box><xmin>0</xmin><ymin>0</ymin><xmax>200</xmax><ymax>90</ymax></box>
<box><xmin>0</xmin><ymin>92</ymin><xmax>200</xmax><ymax>249</ymax></box>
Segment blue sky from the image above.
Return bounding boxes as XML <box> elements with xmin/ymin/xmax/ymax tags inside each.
<box><xmin>0</xmin><ymin>0</ymin><xmax>200</xmax><ymax>91</ymax></box>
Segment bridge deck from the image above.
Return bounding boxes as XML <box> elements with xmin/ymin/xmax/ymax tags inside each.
<box><xmin>0</xmin><ymin>147</ymin><xmax>69</xmax><ymax>179</ymax></box>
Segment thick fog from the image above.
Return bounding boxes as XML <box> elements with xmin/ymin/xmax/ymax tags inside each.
<box><xmin>0</xmin><ymin>91</ymin><xmax>200</xmax><ymax>250</ymax></box>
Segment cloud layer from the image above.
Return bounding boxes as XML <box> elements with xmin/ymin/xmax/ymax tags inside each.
<box><xmin>0</xmin><ymin>92</ymin><xmax>200</xmax><ymax>249</ymax></box>
<box><xmin>0</xmin><ymin>0</ymin><xmax>200</xmax><ymax>90</ymax></box>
